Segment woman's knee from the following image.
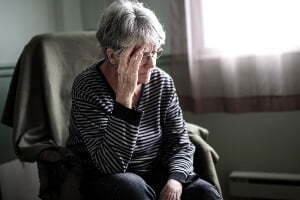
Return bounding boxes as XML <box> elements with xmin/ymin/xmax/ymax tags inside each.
<box><xmin>113</xmin><ymin>173</ymin><xmax>146</xmax><ymax>188</ymax></box>
<box><xmin>112</xmin><ymin>173</ymin><xmax>156</xmax><ymax>200</ymax></box>
<box><xmin>182</xmin><ymin>178</ymin><xmax>223</xmax><ymax>200</ymax></box>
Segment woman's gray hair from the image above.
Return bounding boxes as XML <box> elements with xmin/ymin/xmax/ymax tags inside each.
<box><xmin>96</xmin><ymin>0</ymin><xmax>166</xmax><ymax>56</ymax></box>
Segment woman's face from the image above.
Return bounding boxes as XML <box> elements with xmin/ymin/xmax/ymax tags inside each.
<box><xmin>133</xmin><ymin>44</ymin><xmax>160</xmax><ymax>84</ymax></box>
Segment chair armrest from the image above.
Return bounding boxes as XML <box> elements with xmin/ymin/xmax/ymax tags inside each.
<box><xmin>39</xmin><ymin>148</ymin><xmax>63</xmax><ymax>163</ymax></box>
<box><xmin>186</xmin><ymin>122</ymin><xmax>209</xmax><ymax>141</ymax></box>
<box><xmin>186</xmin><ymin>122</ymin><xmax>222</xmax><ymax>195</ymax></box>
<box><xmin>186</xmin><ymin>122</ymin><xmax>219</xmax><ymax>163</ymax></box>
<box><xmin>37</xmin><ymin>146</ymin><xmax>81</xmax><ymax>200</ymax></box>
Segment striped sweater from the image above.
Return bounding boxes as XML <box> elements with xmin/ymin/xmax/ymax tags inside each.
<box><xmin>67</xmin><ymin>60</ymin><xmax>196</xmax><ymax>182</ymax></box>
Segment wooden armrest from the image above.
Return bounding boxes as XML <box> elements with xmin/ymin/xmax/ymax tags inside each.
<box><xmin>38</xmin><ymin>146</ymin><xmax>78</xmax><ymax>165</ymax></box>
<box><xmin>37</xmin><ymin>146</ymin><xmax>80</xmax><ymax>200</ymax></box>
<box><xmin>39</xmin><ymin>148</ymin><xmax>62</xmax><ymax>163</ymax></box>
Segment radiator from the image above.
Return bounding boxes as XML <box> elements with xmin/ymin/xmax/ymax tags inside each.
<box><xmin>229</xmin><ymin>171</ymin><xmax>300</xmax><ymax>200</ymax></box>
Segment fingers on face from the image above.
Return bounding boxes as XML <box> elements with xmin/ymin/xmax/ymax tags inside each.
<box><xmin>119</xmin><ymin>45</ymin><xmax>135</xmax><ymax>64</ymax></box>
<box><xmin>119</xmin><ymin>43</ymin><xmax>156</xmax><ymax>71</ymax></box>
<box><xmin>129</xmin><ymin>44</ymin><xmax>148</xmax><ymax>69</ymax></box>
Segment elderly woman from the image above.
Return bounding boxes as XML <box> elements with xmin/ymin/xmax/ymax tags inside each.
<box><xmin>67</xmin><ymin>0</ymin><xmax>222</xmax><ymax>200</ymax></box>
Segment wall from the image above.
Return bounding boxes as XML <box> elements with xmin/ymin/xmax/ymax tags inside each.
<box><xmin>80</xmin><ymin>0</ymin><xmax>104</xmax><ymax>30</ymax></box>
<box><xmin>0</xmin><ymin>0</ymin><xmax>56</xmax><ymax>64</ymax></box>
<box><xmin>183</xmin><ymin>111</ymin><xmax>300</xmax><ymax>199</ymax></box>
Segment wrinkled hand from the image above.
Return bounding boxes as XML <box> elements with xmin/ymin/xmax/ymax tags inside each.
<box><xmin>159</xmin><ymin>179</ymin><xmax>183</xmax><ymax>200</ymax></box>
<box><xmin>115</xmin><ymin>44</ymin><xmax>149</xmax><ymax>108</ymax></box>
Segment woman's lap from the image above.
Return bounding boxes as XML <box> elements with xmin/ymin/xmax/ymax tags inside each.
<box><xmin>80</xmin><ymin>172</ymin><xmax>156</xmax><ymax>200</ymax></box>
<box><xmin>80</xmin><ymin>170</ymin><xmax>222</xmax><ymax>200</ymax></box>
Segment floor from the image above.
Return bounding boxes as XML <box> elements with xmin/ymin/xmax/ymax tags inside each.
<box><xmin>0</xmin><ymin>159</ymin><xmax>39</xmax><ymax>200</ymax></box>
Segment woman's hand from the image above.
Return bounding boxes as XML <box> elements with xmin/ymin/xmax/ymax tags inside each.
<box><xmin>159</xmin><ymin>179</ymin><xmax>183</xmax><ymax>200</ymax></box>
<box><xmin>115</xmin><ymin>44</ymin><xmax>148</xmax><ymax>108</ymax></box>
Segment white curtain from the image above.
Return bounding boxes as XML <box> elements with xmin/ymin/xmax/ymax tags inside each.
<box><xmin>170</xmin><ymin>0</ymin><xmax>300</xmax><ymax>113</ymax></box>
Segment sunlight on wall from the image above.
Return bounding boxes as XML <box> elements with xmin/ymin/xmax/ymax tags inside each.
<box><xmin>202</xmin><ymin>0</ymin><xmax>300</xmax><ymax>56</ymax></box>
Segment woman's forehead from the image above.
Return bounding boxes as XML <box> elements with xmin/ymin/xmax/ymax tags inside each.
<box><xmin>132</xmin><ymin>44</ymin><xmax>159</xmax><ymax>52</ymax></box>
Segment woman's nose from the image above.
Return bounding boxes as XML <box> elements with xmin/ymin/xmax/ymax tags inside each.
<box><xmin>145</xmin><ymin>58</ymin><xmax>155</xmax><ymax>69</ymax></box>
<box><xmin>142</xmin><ymin>55</ymin><xmax>155</xmax><ymax>68</ymax></box>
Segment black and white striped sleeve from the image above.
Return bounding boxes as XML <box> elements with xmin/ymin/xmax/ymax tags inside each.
<box><xmin>161</xmin><ymin>90</ymin><xmax>195</xmax><ymax>183</ymax></box>
<box><xmin>71</xmin><ymin>88</ymin><xmax>143</xmax><ymax>174</ymax></box>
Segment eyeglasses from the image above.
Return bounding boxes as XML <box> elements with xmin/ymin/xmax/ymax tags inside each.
<box><xmin>143</xmin><ymin>48</ymin><xmax>163</xmax><ymax>59</ymax></box>
<box><xmin>141</xmin><ymin>48</ymin><xmax>163</xmax><ymax>63</ymax></box>
<box><xmin>113</xmin><ymin>47</ymin><xmax>163</xmax><ymax>63</ymax></box>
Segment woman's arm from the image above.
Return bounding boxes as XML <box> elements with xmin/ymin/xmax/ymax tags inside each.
<box><xmin>71</xmin><ymin>89</ymin><xmax>143</xmax><ymax>174</ymax></box>
<box><xmin>161</xmin><ymin>91</ymin><xmax>195</xmax><ymax>183</ymax></box>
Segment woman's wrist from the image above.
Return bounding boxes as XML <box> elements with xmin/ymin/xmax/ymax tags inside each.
<box><xmin>116</xmin><ymin>96</ymin><xmax>132</xmax><ymax>108</ymax></box>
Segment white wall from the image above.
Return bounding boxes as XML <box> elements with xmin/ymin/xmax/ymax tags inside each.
<box><xmin>0</xmin><ymin>0</ymin><xmax>56</xmax><ymax>64</ymax></box>
<box><xmin>0</xmin><ymin>0</ymin><xmax>83</xmax><ymax>65</ymax></box>
<box><xmin>53</xmin><ymin>0</ymin><xmax>83</xmax><ymax>31</ymax></box>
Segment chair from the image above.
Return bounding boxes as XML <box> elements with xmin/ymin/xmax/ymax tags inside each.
<box><xmin>1</xmin><ymin>31</ymin><xmax>221</xmax><ymax>200</ymax></box>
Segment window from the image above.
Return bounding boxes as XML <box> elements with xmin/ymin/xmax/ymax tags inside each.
<box><xmin>202</xmin><ymin>0</ymin><xmax>300</xmax><ymax>56</ymax></box>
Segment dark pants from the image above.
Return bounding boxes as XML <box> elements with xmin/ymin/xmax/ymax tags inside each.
<box><xmin>80</xmin><ymin>167</ymin><xmax>222</xmax><ymax>200</ymax></box>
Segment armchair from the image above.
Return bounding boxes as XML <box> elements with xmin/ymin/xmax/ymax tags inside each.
<box><xmin>2</xmin><ymin>31</ymin><xmax>221</xmax><ymax>199</ymax></box>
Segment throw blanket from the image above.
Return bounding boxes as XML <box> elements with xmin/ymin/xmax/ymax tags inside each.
<box><xmin>2</xmin><ymin>31</ymin><xmax>101</xmax><ymax>161</ymax></box>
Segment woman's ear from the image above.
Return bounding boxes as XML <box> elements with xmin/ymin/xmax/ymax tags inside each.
<box><xmin>106</xmin><ymin>49</ymin><xmax>117</xmax><ymax>65</ymax></box>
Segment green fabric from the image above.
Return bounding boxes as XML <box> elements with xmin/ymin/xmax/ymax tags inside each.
<box><xmin>186</xmin><ymin>122</ymin><xmax>222</xmax><ymax>195</ymax></box>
